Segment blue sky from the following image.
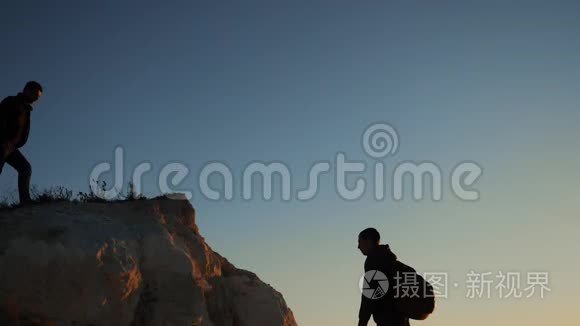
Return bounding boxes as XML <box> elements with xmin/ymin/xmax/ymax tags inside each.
<box><xmin>1</xmin><ymin>1</ymin><xmax>580</xmax><ymax>325</ymax></box>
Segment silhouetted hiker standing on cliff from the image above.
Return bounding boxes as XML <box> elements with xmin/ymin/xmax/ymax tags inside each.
<box><xmin>358</xmin><ymin>228</ymin><xmax>410</xmax><ymax>326</ymax></box>
<box><xmin>0</xmin><ymin>81</ymin><xmax>43</xmax><ymax>205</ymax></box>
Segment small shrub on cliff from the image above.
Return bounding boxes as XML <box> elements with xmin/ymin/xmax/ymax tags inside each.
<box><xmin>123</xmin><ymin>181</ymin><xmax>146</xmax><ymax>201</ymax></box>
<box><xmin>77</xmin><ymin>180</ymin><xmax>111</xmax><ymax>203</ymax></box>
<box><xmin>31</xmin><ymin>185</ymin><xmax>73</xmax><ymax>203</ymax></box>
<box><xmin>78</xmin><ymin>180</ymin><xmax>147</xmax><ymax>203</ymax></box>
<box><xmin>0</xmin><ymin>181</ymin><xmax>149</xmax><ymax>210</ymax></box>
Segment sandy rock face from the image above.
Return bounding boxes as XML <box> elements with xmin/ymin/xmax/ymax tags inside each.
<box><xmin>0</xmin><ymin>197</ymin><xmax>297</xmax><ymax>326</ymax></box>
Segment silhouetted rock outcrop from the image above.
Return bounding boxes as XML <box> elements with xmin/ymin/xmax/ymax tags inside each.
<box><xmin>0</xmin><ymin>196</ymin><xmax>296</xmax><ymax>326</ymax></box>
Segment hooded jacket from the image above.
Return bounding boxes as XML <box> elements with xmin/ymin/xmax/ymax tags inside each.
<box><xmin>0</xmin><ymin>93</ymin><xmax>32</xmax><ymax>150</ymax></box>
<box><xmin>359</xmin><ymin>244</ymin><xmax>410</xmax><ymax>326</ymax></box>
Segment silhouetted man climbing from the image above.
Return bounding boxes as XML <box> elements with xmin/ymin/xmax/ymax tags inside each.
<box><xmin>0</xmin><ymin>81</ymin><xmax>43</xmax><ymax>204</ymax></box>
<box><xmin>358</xmin><ymin>228</ymin><xmax>410</xmax><ymax>326</ymax></box>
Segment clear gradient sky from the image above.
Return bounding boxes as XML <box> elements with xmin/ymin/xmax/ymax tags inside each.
<box><xmin>1</xmin><ymin>1</ymin><xmax>579</xmax><ymax>325</ymax></box>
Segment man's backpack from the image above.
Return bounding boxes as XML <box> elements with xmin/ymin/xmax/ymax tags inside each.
<box><xmin>391</xmin><ymin>261</ymin><xmax>436</xmax><ymax>320</ymax></box>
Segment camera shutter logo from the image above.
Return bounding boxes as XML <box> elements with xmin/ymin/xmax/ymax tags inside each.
<box><xmin>359</xmin><ymin>270</ymin><xmax>390</xmax><ymax>299</ymax></box>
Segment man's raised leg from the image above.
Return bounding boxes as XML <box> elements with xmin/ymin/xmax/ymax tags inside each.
<box><xmin>5</xmin><ymin>149</ymin><xmax>32</xmax><ymax>204</ymax></box>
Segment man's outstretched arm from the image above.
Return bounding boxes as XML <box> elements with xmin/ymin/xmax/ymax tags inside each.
<box><xmin>0</xmin><ymin>97</ymin><xmax>18</xmax><ymax>141</ymax></box>
<box><xmin>358</xmin><ymin>293</ymin><xmax>372</xmax><ymax>326</ymax></box>
<box><xmin>359</xmin><ymin>254</ymin><xmax>381</xmax><ymax>326</ymax></box>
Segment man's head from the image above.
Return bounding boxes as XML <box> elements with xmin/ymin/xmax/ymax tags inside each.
<box><xmin>358</xmin><ymin>227</ymin><xmax>380</xmax><ymax>256</ymax></box>
<box><xmin>22</xmin><ymin>81</ymin><xmax>43</xmax><ymax>104</ymax></box>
